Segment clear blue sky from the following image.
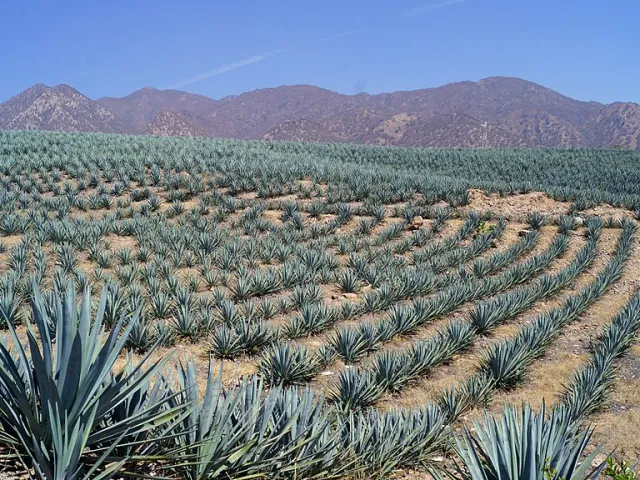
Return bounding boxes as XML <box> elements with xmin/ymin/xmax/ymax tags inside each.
<box><xmin>1</xmin><ymin>0</ymin><xmax>638</xmax><ymax>103</ymax></box>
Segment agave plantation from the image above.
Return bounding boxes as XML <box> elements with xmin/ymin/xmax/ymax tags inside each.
<box><xmin>0</xmin><ymin>130</ymin><xmax>640</xmax><ymax>478</ymax></box>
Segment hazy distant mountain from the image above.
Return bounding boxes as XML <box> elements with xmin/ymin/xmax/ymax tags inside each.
<box><xmin>145</xmin><ymin>110</ymin><xmax>207</xmax><ymax>137</ymax></box>
<box><xmin>0</xmin><ymin>84</ymin><xmax>127</xmax><ymax>133</ymax></box>
<box><xmin>97</xmin><ymin>87</ymin><xmax>217</xmax><ymax>134</ymax></box>
<box><xmin>2</xmin><ymin>77</ymin><xmax>639</xmax><ymax>148</ymax></box>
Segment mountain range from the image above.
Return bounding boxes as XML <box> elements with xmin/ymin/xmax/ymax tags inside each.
<box><xmin>1</xmin><ymin>77</ymin><xmax>638</xmax><ymax>148</ymax></box>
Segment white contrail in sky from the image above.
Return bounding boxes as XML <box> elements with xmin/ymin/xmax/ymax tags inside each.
<box><xmin>167</xmin><ymin>48</ymin><xmax>291</xmax><ymax>89</ymax></box>
<box><xmin>168</xmin><ymin>0</ymin><xmax>470</xmax><ymax>89</ymax></box>
<box><xmin>316</xmin><ymin>30</ymin><xmax>361</xmax><ymax>43</ymax></box>
<box><xmin>402</xmin><ymin>0</ymin><xmax>469</xmax><ymax>18</ymax></box>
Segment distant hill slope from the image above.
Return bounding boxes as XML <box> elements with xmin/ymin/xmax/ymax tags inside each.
<box><xmin>2</xmin><ymin>77</ymin><xmax>639</xmax><ymax>148</ymax></box>
<box><xmin>0</xmin><ymin>84</ymin><xmax>127</xmax><ymax>133</ymax></box>
<box><xmin>97</xmin><ymin>87</ymin><xmax>217</xmax><ymax>134</ymax></box>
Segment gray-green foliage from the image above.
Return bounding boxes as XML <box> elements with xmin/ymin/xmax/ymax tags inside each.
<box><xmin>453</xmin><ymin>403</ymin><xmax>603</xmax><ymax>480</ymax></box>
<box><xmin>0</xmin><ymin>284</ymin><xmax>184</xmax><ymax>479</ymax></box>
<box><xmin>170</xmin><ymin>359</ymin><xmax>343</xmax><ymax>480</ymax></box>
<box><xmin>1</xmin><ymin>131</ymin><xmax>640</xmax><ymax>479</ymax></box>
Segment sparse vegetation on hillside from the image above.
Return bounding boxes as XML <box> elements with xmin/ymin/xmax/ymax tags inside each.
<box><xmin>3</xmin><ymin>76</ymin><xmax>640</xmax><ymax>148</ymax></box>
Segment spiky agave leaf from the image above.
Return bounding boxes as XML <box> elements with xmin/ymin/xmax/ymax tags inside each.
<box><xmin>453</xmin><ymin>403</ymin><xmax>604</xmax><ymax>480</ymax></box>
<box><xmin>0</xmin><ymin>283</ymin><xmax>187</xmax><ymax>479</ymax></box>
<box><xmin>258</xmin><ymin>343</ymin><xmax>322</xmax><ymax>386</ymax></box>
<box><xmin>330</xmin><ymin>368</ymin><xmax>385</xmax><ymax>412</ymax></box>
<box><xmin>480</xmin><ymin>340</ymin><xmax>535</xmax><ymax>389</ymax></box>
<box><xmin>169</xmin><ymin>360</ymin><xmax>346</xmax><ymax>479</ymax></box>
<box><xmin>340</xmin><ymin>405</ymin><xmax>448</xmax><ymax>477</ymax></box>
<box><xmin>210</xmin><ymin>324</ymin><xmax>244</xmax><ymax>359</ymax></box>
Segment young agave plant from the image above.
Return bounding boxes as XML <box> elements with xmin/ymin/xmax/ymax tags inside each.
<box><xmin>258</xmin><ymin>343</ymin><xmax>322</xmax><ymax>386</ymax></box>
<box><xmin>480</xmin><ymin>340</ymin><xmax>535</xmax><ymax>389</ymax></box>
<box><xmin>234</xmin><ymin>319</ymin><xmax>274</xmax><ymax>354</ymax></box>
<box><xmin>330</xmin><ymin>368</ymin><xmax>385</xmax><ymax>412</ymax></box>
<box><xmin>0</xmin><ymin>273</ymin><xmax>22</xmax><ymax>327</ymax></box>
<box><xmin>172</xmin><ymin>302</ymin><xmax>201</xmax><ymax>342</ymax></box>
<box><xmin>453</xmin><ymin>403</ymin><xmax>604</xmax><ymax>480</ymax></box>
<box><xmin>125</xmin><ymin>313</ymin><xmax>156</xmax><ymax>353</ymax></box>
<box><xmin>210</xmin><ymin>325</ymin><xmax>244</xmax><ymax>359</ymax></box>
<box><xmin>337</xmin><ymin>269</ymin><xmax>362</xmax><ymax>293</ymax></box>
<box><xmin>526</xmin><ymin>212</ymin><xmax>546</xmax><ymax>230</ymax></box>
<box><xmin>103</xmin><ymin>282</ymin><xmax>126</xmax><ymax>329</ymax></box>
<box><xmin>556</xmin><ymin>215</ymin><xmax>579</xmax><ymax>234</ymax></box>
<box><xmin>438</xmin><ymin>373</ymin><xmax>496</xmax><ymax>424</ymax></box>
<box><xmin>153</xmin><ymin>319</ymin><xmax>178</xmax><ymax>347</ymax></box>
<box><xmin>329</xmin><ymin>327</ymin><xmax>372</xmax><ymax>364</ymax></box>
<box><xmin>0</xmin><ymin>284</ymin><xmax>186</xmax><ymax>479</ymax></box>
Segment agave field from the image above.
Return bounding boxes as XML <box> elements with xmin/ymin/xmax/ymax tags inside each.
<box><xmin>1</xmin><ymin>130</ymin><xmax>640</xmax><ymax>479</ymax></box>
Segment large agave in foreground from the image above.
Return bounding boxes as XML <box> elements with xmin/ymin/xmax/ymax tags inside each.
<box><xmin>169</xmin><ymin>358</ymin><xmax>345</xmax><ymax>480</ymax></box>
<box><xmin>0</xmin><ymin>284</ymin><xmax>187</xmax><ymax>479</ymax></box>
<box><xmin>340</xmin><ymin>405</ymin><xmax>448</xmax><ymax>478</ymax></box>
<box><xmin>452</xmin><ymin>403</ymin><xmax>604</xmax><ymax>480</ymax></box>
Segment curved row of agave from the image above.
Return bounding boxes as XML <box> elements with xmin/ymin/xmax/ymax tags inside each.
<box><xmin>468</xmin><ymin>231</ymin><xmax>599</xmax><ymax>335</ymax></box>
<box><xmin>254</xmin><ymin>219</ymin><xmax>567</xmax><ymax>389</ymax></box>
<box><xmin>479</xmin><ymin>220</ymin><xmax>634</xmax><ymax>390</ymax></box>
<box><xmin>326</xmin><ymin>230</ymin><xmax>568</xmax><ymax>366</ymax></box>
<box><xmin>452</xmin><ymin>245</ymin><xmax>640</xmax><ymax>480</ymax></box>
<box><xmin>557</xmin><ymin>286</ymin><xmax>640</xmax><ymax>423</ymax></box>
<box><xmin>209</xmin><ymin>212</ymin><xmax>495</xmax><ymax>359</ymax></box>
<box><xmin>328</xmin><ymin>222</ymin><xmax>602</xmax><ymax>411</ymax></box>
<box><xmin>434</xmin><ymin>220</ymin><xmax>635</xmax><ymax>423</ymax></box>
<box><xmin>0</xmin><ymin>230</ymin><xmax>636</xmax><ymax>479</ymax></box>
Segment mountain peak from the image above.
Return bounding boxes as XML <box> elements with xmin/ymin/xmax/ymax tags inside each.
<box><xmin>51</xmin><ymin>83</ymin><xmax>86</xmax><ymax>97</ymax></box>
<box><xmin>17</xmin><ymin>83</ymin><xmax>50</xmax><ymax>98</ymax></box>
<box><xmin>477</xmin><ymin>75</ymin><xmax>536</xmax><ymax>84</ymax></box>
<box><xmin>0</xmin><ymin>83</ymin><xmax>127</xmax><ymax>133</ymax></box>
<box><xmin>133</xmin><ymin>86</ymin><xmax>161</xmax><ymax>95</ymax></box>
<box><xmin>2</xmin><ymin>78</ymin><xmax>639</xmax><ymax>148</ymax></box>
<box><xmin>28</xmin><ymin>83</ymin><xmax>50</xmax><ymax>90</ymax></box>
